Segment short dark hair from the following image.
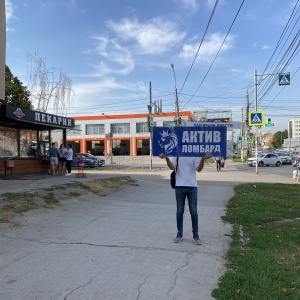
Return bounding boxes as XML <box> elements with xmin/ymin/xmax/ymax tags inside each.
<box><xmin>68</xmin><ymin>144</ymin><xmax>72</xmax><ymax>148</ymax></box>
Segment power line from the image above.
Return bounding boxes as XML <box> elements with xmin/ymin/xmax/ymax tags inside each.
<box><xmin>182</xmin><ymin>0</ymin><xmax>245</xmax><ymax>110</ymax></box>
<box><xmin>179</xmin><ymin>0</ymin><xmax>219</xmax><ymax>94</ymax></box>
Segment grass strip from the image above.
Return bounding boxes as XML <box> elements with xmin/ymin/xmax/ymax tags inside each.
<box><xmin>212</xmin><ymin>183</ymin><xmax>300</xmax><ymax>300</ymax></box>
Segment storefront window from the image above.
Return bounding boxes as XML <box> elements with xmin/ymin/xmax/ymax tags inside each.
<box><xmin>0</xmin><ymin>126</ymin><xmax>18</xmax><ymax>157</ymax></box>
<box><xmin>39</xmin><ymin>130</ymin><xmax>50</xmax><ymax>157</ymax></box>
<box><xmin>20</xmin><ymin>129</ymin><xmax>38</xmax><ymax>157</ymax></box>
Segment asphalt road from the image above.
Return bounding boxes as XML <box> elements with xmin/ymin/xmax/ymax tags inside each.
<box><xmin>236</xmin><ymin>161</ymin><xmax>295</xmax><ymax>180</ymax></box>
<box><xmin>0</xmin><ymin>160</ymin><xmax>296</xmax><ymax>300</ymax></box>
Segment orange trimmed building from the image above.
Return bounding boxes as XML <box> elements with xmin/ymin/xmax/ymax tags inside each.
<box><xmin>66</xmin><ymin>111</ymin><xmax>193</xmax><ymax>156</ymax></box>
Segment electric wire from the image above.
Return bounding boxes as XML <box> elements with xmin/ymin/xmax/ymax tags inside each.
<box><xmin>181</xmin><ymin>0</ymin><xmax>245</xmax><ymax>110</ymax></box>
<box><xmin>179</xmin><ymin>0</ymin><xmax>219</xmax><ymax>94</ymax></box>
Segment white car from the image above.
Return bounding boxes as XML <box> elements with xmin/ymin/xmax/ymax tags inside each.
<box><xmin>275</xmin><ymin>151</ymin><xmax>292</xmax><ymax>164</ymax></box>
<box><xmin>247</xmin><ymin>154</ymin><xmax>281</xmax><ymax>167</ymax></box>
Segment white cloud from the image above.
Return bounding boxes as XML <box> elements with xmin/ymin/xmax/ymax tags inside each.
<box><xmin>180</xmin><ymin>0</ymin><xmax>199</xmax><ymax>12</ymax></box>
<box><xmin>107</xmin><ymin>17</ymin><xmax>186</xmax><ymax>55</ymax></box>
<box><xmin>178</xmin><ymin>32</ymin><xmax>234</xmax><ymax>63</ymax></box>
<box><xmin>228</xmin><ymin>68</ymin><xmax>243</xmax><ymax>73</ymax></box>
<box><xmin>261</xmin><ymin>45</ymin><xmax>269</xmax><ymax>50</ymax></box>
<box><xmin>5</xmin><ymin>0</ymin><xmax>14</xmax><ymax>21</ymax></box>
<box><xmin>5</xmin><ymin>0</ymin><xmax>16</xmax><ymax>31</ymax></box>
<box><xmin>87</xmin><ymin>36</ymin><xmax>135</xmax><ymax>76</ymax></box>
<box><xmin>72</xmin><ymin>77</ymin><xmax>147</xmax><ymax>106</ymax></box>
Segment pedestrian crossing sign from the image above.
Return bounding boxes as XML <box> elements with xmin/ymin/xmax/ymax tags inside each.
<box><xmin>278</xmin><ymin>73</ymin><xmax>291</xmax><ymax>86</ymax></box>
<box><xmin>248</xmin><ymin>111</ymin><xmax>264</xmax><ymax>126</ymax></box>
<box><xmin>246</xmin><ymin>136</ymin><xmax>253</xmax><ymax>144</ymax></box>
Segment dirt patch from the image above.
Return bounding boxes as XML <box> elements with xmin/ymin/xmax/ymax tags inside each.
<box><xmin>0</xmin><ymin>176</ymin><xmax>138</xmax><ymax>223</ymax></box>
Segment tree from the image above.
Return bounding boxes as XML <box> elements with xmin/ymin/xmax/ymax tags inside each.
<box><xmin>4</xmin><ymin>65</ymin><xmax>32</xmax><ymax>109</ymax></box>
<box><xmin>270</xmin><ymin>130</ymin><xmax>288</xmax><ymax>148</ymax></box>
<box><xmin>27</xmin><ymin>51</ymin><xmax>74</xmax><ymax>115</ymax></box>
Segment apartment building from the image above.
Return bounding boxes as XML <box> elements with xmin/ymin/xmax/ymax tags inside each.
<box><xmin>288</xmin><ymin>117</ymin><xmax>300</xmax><ymax>139</ymax></box>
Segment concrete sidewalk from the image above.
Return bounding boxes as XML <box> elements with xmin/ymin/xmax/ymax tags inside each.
<box><xmin>0</xmin><ymin>161</ymin><xmax>294</xmax><ymax>300</ymax></box>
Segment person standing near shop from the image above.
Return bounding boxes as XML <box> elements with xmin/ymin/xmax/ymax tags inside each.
<box><xmin>47</xmin><ymin>143</ymin><xmax>59</xmax><ymax>175</ymax></box>
<box><xmin>57</xmin><ymin>144</ymin><xmax>67</xmax><ymax>175</ymax></box>
<box><xmin>65</xmin><ymin>144</ymin><xmax>73</xmax><ymax>176</ymax></box>
<box><xmin>158</xmin><ymin>152</ymin><xmax>211</xmax><ymax>245</ymax></box>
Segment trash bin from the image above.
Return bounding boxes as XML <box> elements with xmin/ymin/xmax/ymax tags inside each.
<box><xmin>3</xmin><ymin>157</ymin><xmax>14</xmax><ymax>176</ymax></box>
<box><xmin>3</xmin><ymin>157</ymin><xmax>14</xmax><ymax>168</ymax></box>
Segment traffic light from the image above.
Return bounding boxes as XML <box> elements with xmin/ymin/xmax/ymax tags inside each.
<box><xmin>147</xmin><ymin>114</ymin><xmax>154</xmax><ymax>131</ymax></box>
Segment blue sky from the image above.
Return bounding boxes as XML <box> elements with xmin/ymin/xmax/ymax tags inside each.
<box><xmin>5</xmin><ymin>0</ymin><xmax>300</xmax><ymax>132</ymax></box>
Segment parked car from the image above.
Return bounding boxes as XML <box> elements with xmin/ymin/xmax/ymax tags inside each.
<box><xmin>247</xmin><ymin>153</ymin><xmax>281</xmax><ymax>167</ymax></box>
<box><xmin>275</xmin><ymin>151</ymin><xmax>292</xmax><ymax>164</ymax></box>
<box><xmin>71</xmin><ymin>153</ymin><xmax>105</xmax><ymax>168</ymax></box>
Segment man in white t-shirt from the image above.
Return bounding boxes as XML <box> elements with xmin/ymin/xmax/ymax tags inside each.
<box><xmin>159</xmin><ymin>152</ymin><xmax>211</xmax><ymax>245</ymax></box>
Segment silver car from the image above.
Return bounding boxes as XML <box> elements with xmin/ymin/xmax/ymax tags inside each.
<box><xmin>275</xmin><ymin>151</ymin><xmax>292</xmax><ymax>164</ymax></box>
<box><xmin>247</xmin><ymin>153</ymin><xmax>281</xmax><ymax>167</ymax></box>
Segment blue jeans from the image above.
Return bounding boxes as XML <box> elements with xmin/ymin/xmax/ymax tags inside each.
<box><xmin>175</xmin><ymin>186</ymin><xmax>198</xmax><ymax>235</ymax></box>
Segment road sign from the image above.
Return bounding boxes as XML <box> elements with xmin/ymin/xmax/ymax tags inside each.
<box><xmin>248</xmin><ymin>111</ymin><xmax>264</xmax><ymax>126</ymax></box>
<box><xmin>278</xmin><ymin>73</ymin><xmax>291</xmax><ymax>86</ymax></box>
<box><xmin>264</xmin><ymin>117</ymin><xmax>274</xmax><ymax>127</ymax></box>
<box><xmin>246</xmin><ymin>136</ymin><xmax>253</xmax><ymax>144</ymax></box>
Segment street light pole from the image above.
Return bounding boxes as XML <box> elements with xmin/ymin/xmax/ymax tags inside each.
<box><xmin>149</xmin><ymin>81</ymin><xmax>153</xmax><ymax>170</ymax></box>
<box><xmin>171</xmin><ymin>64</ymin><xmax>180</xmax><ymax>126</ymax></box>
<box><xmin>254</xmin><ymin>69</ymin><xmax>259</xmax><ymax>174</ymax></box>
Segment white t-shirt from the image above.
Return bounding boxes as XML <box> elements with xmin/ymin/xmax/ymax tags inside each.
<box><xmin>65</xmin><ymin>148</ymin><xmax>73</xmax><ymax>161</ymax></box>
<box><xmin>172</xmin><ymin>157</ymin><xmax>200</xmax><ymax>187</ymax></box>
<box><xmin>59</xmin><ymin>147</ymin><xmax>67</xmax><ymax>158</ymax></box>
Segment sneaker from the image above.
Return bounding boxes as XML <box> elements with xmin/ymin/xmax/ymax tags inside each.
<box><xmin>173</xmin><ymin>232</ymin><xmax>183</xmax><ymax>243</ymax></box>
<box><xmin>193</xmin><ymin>235</ymin><xmax>202</xmax><ymax>245</ymax></box>
<box><xmin>65</xmin><ymin>173</ymin><xmax>71</xmax><ymax>176</ymax></box>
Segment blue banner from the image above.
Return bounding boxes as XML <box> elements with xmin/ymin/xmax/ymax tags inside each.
<box><xmin>152</xmin><ymin>126</ymin><xmax>227</xmax><ymax>157</ymax></box>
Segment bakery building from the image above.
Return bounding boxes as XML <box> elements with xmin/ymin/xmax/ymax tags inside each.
<box><xmin>0</xmin><ymin>104</ymin><xmax>75</xmax><ymax>176</ymax></box>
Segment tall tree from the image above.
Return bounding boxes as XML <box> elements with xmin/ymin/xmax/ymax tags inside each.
<box><xmin>270</xmin><ymin>130</ymin><xmax>288</xmax><ymax>148</ymax></box>
<box><xmin>27</xmin><ymin>51</ymin><xmax>74</xmax><ymax>115</ymax></box>
<box><xmin>4</xmin><ymin>65</ymin><xmax>32</xmax><ymax>109</ymax></box>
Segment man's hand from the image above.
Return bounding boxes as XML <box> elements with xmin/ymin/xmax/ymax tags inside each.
<box><xmin>203</xmin><ymin>152</ymin><xmax>212</xmax><ymax>160</ymax></box>
<box><xmin>159</xmin><ymin>153</ymin><xmax>167</xmax><ymax>159</ymax></box>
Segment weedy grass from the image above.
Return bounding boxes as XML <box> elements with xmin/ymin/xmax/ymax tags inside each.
<box><xmin>43</xmin><ymin>193</ymin><xmax>59</xmax><ymax>204</ymax></box>
<box><xmin>0</xmin><ymin>176</ymin><xmax>138</xmax><ymax>222</ymax></box>
<box><xmin>0</xmin><ymin>192</ymin><xmax>39</xmax><ymax>214</ymax></box>
<box><xmin>66</xmin><ymin>191</ymin><xmax>82</xmax><ymax>197</ymax></box>
<box><xmin>212</xmin><ymin>183</ymin><xmax>300</xmax><ymax>300</ymax></box>
<box><xmin>70</xmin><ymin>176</ymin><xmax>139</xmax><ymax>195</ymax></box>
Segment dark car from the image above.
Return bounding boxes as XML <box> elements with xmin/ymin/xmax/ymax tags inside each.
<box><xmin>71</xmin><ymin>153</ymin><xmax>105</xmax><ymax>168</ymax></box>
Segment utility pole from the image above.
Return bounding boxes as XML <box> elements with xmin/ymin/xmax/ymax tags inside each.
<box><xmin>149</xmin><ymin>81</ymin><xmax>153</xmax><ymax>170</ymax></box>
<box><xmin>246</xmin><ymin>90</ymin><xmax>250</xmax><ymax>154</ymax></box>
<box><xmin>241</xmin><ymin>107</ymin><xmax>244</xmax><ymax>163</ymax></box>
<box><xmin>254</xmin><ymin>69</ymin><xmax>259</xmax><ymax>174</ymax></box>
<box><xmin>171</xmin><ymin>64</ymin><xmax>180</xmax><ymax>126</ymax></box>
